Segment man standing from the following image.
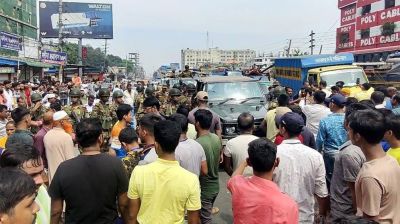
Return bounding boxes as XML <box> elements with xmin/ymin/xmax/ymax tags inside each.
<box><xmin>44</xmin><ymin>111</ymin><xmax>76</xmax><ymax>183</ymax></box>
<box><xmin>123</xmin><ymin>82</ymin><xmax>136</xmax><ymax>107</ymax></box>
<box><xmin>6</xmin><ymin>107</ymin><xmax>33</xmax><ymax>148</ymax></box>
<box><xmin>274</xmin><ymin>112</ymin><xmax>329</xmax><ymax>223</ymax></box>
<box><xmin>301</xmin><ymin>91</ymin><xmax>331</xmax><ymax>138</ymax></box>
<box><xmin>227</xmin><ymin>138</ymin><xmax>298</xmax><ymax>224</ymax></box>
<box><xmin>262</xmin><ymin>94</ymin><xmax>292</xmax><ymax>141</ymax></box>
<box><xmin>49</xmin><ymin>118</ymin><xmax>129</xmax><ymax>224</ymax></box>
<box><xmin>34</xmin><ymin>111</ymin><xmax>54</xmax><ymax>169</ymax></box>
<box><xmin>391</xmin><ymin>92</ymin><xmax>400</xmax><ymax>115</ymax></box>
<box><xmin>3</xmin><ymin>80</ymin><xmax>13</xmax><ymax>110</ymax></box>
<box><xmin>142</xmin><ymin>96</ymin><xmax>166</xmax><ymax>119</ymax></box>
<box><xmin>316</xmin><ymin>94</ymin><xmax>348</xmax><ymax>187</ymax></box>
<box><xmin>354</xmin><ymin>83</ymin><xmax>373</xmax><ymax>101</ymax></box>
<box><xmin>181</xmin><ymin>65</ymin><xmax>193</xmax><ymax>78</ymax></box>
<box><xmin>0</xmin><ymin>105</ymin><xmax>9</xmax><ymax>138</ymax></box>
<box><xmin>163</xmin><ymin>88</ymin><xmax>182</xmax><ymax>116</ymax></box>
<box><xmin>137</xmin><ymin>114</ymin><xmax>161</xmax><ymax>165</ymax></box>
<box><xmin>223</xmin><ymin>112</ymin><xmax>258</xmax><ymax>176</ymax></box>
<box><xmin>63</xmin><ymin>88</ymin><xmax>87</xmax><ymax>130</ymax></box>
<box><xmin>188</xmin><ymin>91</ymin><xmax>222</xmax><ymax>139</ymax></box>
<box><xmin>0</xmin><ymin>143</ymin><xmax>51</xmax><ymax>224</ymax></box>
<box><xmin>169</xmin><ymin>113</ymin><xmax>207</xmax><ymax>177</ymax></box>
<box><xmin>85</xmin><ymin>95</ymin><xmax>96</xmax><ymax>114</ymax></box>
<box><xmin>0</xmin><ymin>168</ymin><xmax>39</xmax><ymax>224</ymax></box>
<box><xmin>348</xmin><ymin>110</ymin><xmax>400</xmax><ymax>223</ymax></box>
<box><xmin>329</xmin><ymin>103</ymin><xmax>368</xmax><ymax>223</ymax></box>
<box><xmin>384</xmin><ymin>114</ymin><xmax>400</xmax><ymax>164</ymax></box>
<box><xmin>126</xmin><ymin>120</ymin><xmax>201</xmax><ymax>224</ymax></box>
<box><xmin>319</xmin><ymin>80</ymin><xmax>332</xmax><ymax>97</ymax></box>
<box><xmin>110</xmin><ymin>104</ymin><xmax>133</xmax><ymax>157</ymax></box>
<box><xmin>195</xmin><ymin>109</ymin><xmax>222</xmax><ymax>223</ymax></box>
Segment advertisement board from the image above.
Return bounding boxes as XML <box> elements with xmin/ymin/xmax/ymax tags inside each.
<box><xmin>338</xmin><ymin>0</ymin><xmax>357</xmax><ymax>8</ymax></box>
<box><xmin>41</xmin><ymin>50</ymin><xmax>68</xmax><ymax>65</ymax></box>
<box><xmin>336</xmin><ymin>24</ymin><xmax>356</xmax><ymax>52</ymax></box>
<box><xmin>0</xmin><ymin>32</ymin><xmax>22</xmax><ymax>51</ymax></box>
<box><xmin>39</xmin><ymin>1</ymin><xmax>113</xmax><ymax>39</ymax></box>
<box><xmin>341</xmin><ymin>4</ymin><xmax>357</xmax><ymax>26</ymax></box>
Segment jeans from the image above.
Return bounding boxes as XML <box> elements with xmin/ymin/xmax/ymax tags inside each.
<box><xmin>200</xmin><ymin>195</ymin><xmax>218</xmax><ymax>224</ymax></box>
<box><xmin>323</xmin><ymin>150</ymin><xmax>339</xmax><ymax>191</ymax></box>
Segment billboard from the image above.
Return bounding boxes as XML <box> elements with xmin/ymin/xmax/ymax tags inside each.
<box><xmin>39</xmin><ymin>1</ymin><xmax>113</xmax><ymax>39</ymax></box>
<box><xmin>341</xmin><ymin>4</ymin><xmax>356</xmax><ymax>26</ymax></box>
<box><xmin>41</xmin><ymin>50</ymin><xmax>68</xmax><ymax>65</ymax></box>
<box><xmin>0</xmin><ymin>32</ymin><xmax>22</xmax><ymax>51</ymax></box>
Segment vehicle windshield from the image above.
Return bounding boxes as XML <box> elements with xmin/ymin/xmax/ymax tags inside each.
<box><xmin>207</xmin><ymin>82</ymin><xmax>262</xmax><ymax>101</ymax></box>
<box><xmin>320</xmin><ymin>68</ymin><xmax>367</xmax><ymax>87</ymax></box>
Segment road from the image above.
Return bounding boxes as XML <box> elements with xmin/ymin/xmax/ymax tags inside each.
<box><xmin>211</xmin><ymin>171</ymin><xmax>233</xmax><ymax>224</ymax></box>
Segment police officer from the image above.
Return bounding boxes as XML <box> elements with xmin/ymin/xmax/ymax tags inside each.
<box><xmin>30</xmin><ymin>93</ymin><xmax>47</xmax><ymax>134</ymax></box>
<box><xmin>186</xmin><ymin>83</ymin><xmax>197</xmax><ymax>109</ymax></box>
<box><xmin>134</xmin><ymin>85</ymin><xmax>145</xmax><ymax>121</ymax></box>
<box><xmin>145</xmin><ymin>86</ymin><xmax>156</xmax><ymax>98</ymax></box>
<box><xmin>163</xmin><ymin>88</ymin><xmax>182</xmax><ymax>116</ymax></box>
<box><xmin>155</xmin><ymin>84</ymin><xmax>169</xmax><ymax>105</ymax></box>
<box><xmin>180</xmin><ymin>65</ymin><xmax>193</xmax><ymax>78</ymax></box>
<box><xmin>91</xmin><ymin>89</ymin><xmax>117</xmax><ymax>152</ymax></box>
<box><xmin>63</xmin><ymin>88</ymin><xmax>87</xmax><ymax>129</ymax></box>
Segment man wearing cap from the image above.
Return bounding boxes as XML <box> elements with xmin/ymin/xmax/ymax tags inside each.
<box><xmin>44</xmin><ymin>110</ymin><xmax>76</xmax><ymax>184</ymax></box>
<box><xmin>188</xmin><ymin>91</ymin><xmax>222</xmax><ymax>138</ymax></box>
<box><xmin>316</xmin><ymin>94</ymin><xmax>348</xmax><ymax>188</ymax></box>
<box><xmin>274</xmin><ymin>112</ymin><xmax>329</xmax><ymax>223</ymax></box>
<box><xmin>43</xmin><ymin>93</ymin><xmax>57</xmax><ymax>109</ymax></box>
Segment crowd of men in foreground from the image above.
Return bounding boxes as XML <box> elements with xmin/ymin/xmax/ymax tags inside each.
<box><xmin>0</xmin><ymin>76</ymin><xmax>399</xmax><ymax>224</ymax></box>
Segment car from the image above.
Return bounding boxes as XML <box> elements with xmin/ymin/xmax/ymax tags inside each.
<box><xmin>197</xmin><ymin>76</ymin><xmax>267</xmax><ymax>143</ymax></box>
<box><xmin>160</xmin><ymin>77</ymin><xmax>198</xmax><ymax>88</ymax></box>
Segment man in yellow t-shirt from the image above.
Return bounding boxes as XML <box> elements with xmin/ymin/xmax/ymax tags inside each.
<box><xmin>354</xmin><ymin>83</ymin><xmax>374</xmax><ymax>101</ymax></box>
<box><xmin>384</xmin><ymin>114</ymin><xmax>400</xmax><ymax>165</ymax></box>
<box><xmin>126</xmin><ymin>120</ymin><xmax>201</xmax><ymax>224</ymax></box>
<box><xmin>0</xmin><ymin>121</ymin><xmax>16</xmax><ymax>152</ymax></box>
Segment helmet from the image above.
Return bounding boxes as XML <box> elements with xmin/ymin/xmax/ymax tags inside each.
<box><xmin>186</xmin><ymin>83</ymin><xmax>196</xmax><ymax>92</ymax></box>
<box><xmin>112</xmin><ymin>90</ymin><xmax>124</xmax><ymax>99</ymax></box>
<box><xmin>169</xmin><ymin>88</ymin><xmax>181</xmax><ymax>97</ymax></box>
<box><xmin>98</xmin><ymin>88</ymin><xmax>111</xmax><ymax>97</ymax></box>
<box><xmin>136</xmin><ymin>85</ymin><xmax>144</xmax><ymax>93</ymax></box>
<box><xmin>272</xmin><ymin>86</ymin><xmax>286</xmax><ymax>98</ymax></box>
<box><xmin>145</xmin><ymin>86</ymin><xmax>155</xmax><ymax>96</ymax></box>
<box><xmin>69</xmin><ymin>88</ymin><xmax>81</xmax><ymax>97</ymax></box>
<box><xmin>31</xmin><ymin>93</ymin><xmax>42</xmax><ymax>102</ymax></box>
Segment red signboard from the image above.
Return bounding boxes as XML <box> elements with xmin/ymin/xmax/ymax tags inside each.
<box><xmin>338</xmin><ymin>0</ymin><xmax>357</xmax><ymax>8</ymax></box>
<box><xmin>82</xmin><ymin>47</ymin><xmax>87</xmax><ymax>60</ymax></box>
<box><xmin>378</xmin><ymin>5</ymin><xmax>400</xmax><ymax>24</ymax></box>
<box><xmin>356</xmin><ymin>11</ymin><xmax>378</xmax><ymax>30</ymax></box>
<box><xmin>355</xmin><ymin>32</ymin><xmax>400</xmax><ymax>50</ymax></box>
<box><xmin>341</xmin><ymin>4</ymin><xmax>357</xmax><ymax>26</ymax></box>
<box><xmin>336</xmin><ymin>24</ymin><xmax>356</xmax><ymax>52</ymax></box>
<box><xmin>357</xmin><ymin>0</ymin><xmax>379</xmax><ymax>8</ymax></box>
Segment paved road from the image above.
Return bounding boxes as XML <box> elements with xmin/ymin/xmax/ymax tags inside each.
<box><xmin>211</xmin><ymin>171</ymin><xmax>233</xmax><ymax>224</ymax></box>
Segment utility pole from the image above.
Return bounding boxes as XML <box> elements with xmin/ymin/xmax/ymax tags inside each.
<box><xmin>309</xmin><ymin>30</ymin><xmax>315</xmax><ymax>55</ymax></box>
<box><xmin>319</xmin><ymin>45</ymin><xmax>323</xmax><ymax>55</ymax></box>
<box><xmin>58</xmin><ymin>0</ymin><xmax>63</xmax><ymax>82</ymax></box>
<box><xmin>78</xmin><ymin>38</ymin><xmax>83</xmax><ymax>78</ymax></box>
<box><xmin>103</xmin><ymin>39</ymin><xmax>108</xmax><ymax>72</ymax></box>
<box><xmin>286</xmin><ymin>39</ymin><xmax>292</xmax><ymax>57</ymax></box>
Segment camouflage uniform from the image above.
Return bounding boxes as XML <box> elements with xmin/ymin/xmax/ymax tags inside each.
<box><xmin>30</xmin><ymin>93</ymin><xmax>47</xmax><ymax>134</ymax></box>
<box><xmin>162</xmin><ymin>88</ymin><xmax>181</xmax><ymax>116</ymax></box>
<box><xmin>134</xmin><ymin>93</ymin><xmax>145</xmax><ymax>121</ymax></box>
<box><xmin>180</xmin><ymin>70</ymin><xmax>192</xmax><ymax>78</ymax></box>
<box><xmin>156</xmin><ymin>90</ymin><xmax>168</xmax><ymax>105</ymax></box>
<box><xmin>121</xmin><ymin>151</ymin><xmax>141</xmax><ymax>177</ymax></box>
<box><xmin>91</xmin><ymin>89</ymin><xmax>117</xmax><ymax>152</ymax></box>
<box><xmin>63</xmin><ymin>88</ymin><xmax>88</xmax><ymax>130</ymax></box>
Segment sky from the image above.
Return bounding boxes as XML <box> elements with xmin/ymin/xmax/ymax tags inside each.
<box><xmin>66</xmin><ymin>0</ymin><xmax>340</xmax><ymax>74</ymax></box>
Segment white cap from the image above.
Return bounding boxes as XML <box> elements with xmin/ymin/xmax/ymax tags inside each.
<box><xmin>47</xmin><ymin>93</ymin><xmax>56</xmax><ymax>99</ymax></box>
<box><xmin>53</xmin><ymin>111</ymin><xmax>68</xmax><ymax>121</ymax></box>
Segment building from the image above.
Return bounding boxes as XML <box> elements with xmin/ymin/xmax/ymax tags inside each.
<box><xmin>181</xmin><ymin>48</ymin><xmax>256</xmax><ymax>69</ymax></box>
<box><xmin>336</xmin><ymin>0</ymin><xmax>400</xmax><ymax>62</ymax></box>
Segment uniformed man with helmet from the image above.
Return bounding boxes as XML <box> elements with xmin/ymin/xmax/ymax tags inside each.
<box><xmin>145</xmin><ymin>86</ymin><xmax>156</xmax><ymax>97</ymax></box>
<box><xmin>91</xmin><ymin>88</ymin><xmax>117</xmax><ymax>152</ymax></box>
<box><xmin>155</xmin><ymin>84</ymin><xmax>169</xmax><ymax>105</ymax></box>
<box><xmin>134</xmin><ymin>85</ymin><xmax>145</xmax><ymax>121</ymax></box>
<box><xmin>186</xmin><ymin>83</ymin><xmax>197</xmax><ymax>109</ymax></box>
<box><xmin>163</xmin><ymin>88</ymin><xmax>182</xmax><ymax>116</ymax></box>
<box><xmin>63</xmin><ymin>88</ymin><xmax>87</xmax><ymax>129</ymax></box>
<box><xmin>30</xmin><ymin>93</ymin><xmax>48</xmax><ymax>134</ymax></box>
<box><xmin>180</xmin><ymin>65</ymin><xmax>193</xmax><ymax>78</ymax></box>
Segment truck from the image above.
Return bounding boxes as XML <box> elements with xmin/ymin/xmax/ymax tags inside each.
<box><xmin>274</xmin><ymin>53</ymin><xmax>369</xmax><ymax>95</ymax></box>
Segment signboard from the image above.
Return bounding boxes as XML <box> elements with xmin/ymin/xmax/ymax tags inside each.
<box><xmin>357</xmin><ymin>11</ymin><xmax>378</xmax><ymax>30</ymax></box>
<box><xmin>0</xmin><ymin>67</ymin><xmax>15</xmax><ymax>74</ymax></box>
<box><xmin>341</xmin><ymin>4</ymin><xmax>356</xmax><ymax>26</ymax></box>
<box><xmin>39</xmin><ymin>1</ymin><xmax>113</xmax><ymax>39</ymax></box>
<box><xmin>338</xmin><ymin>0</ymin><xmax>356</xmax><ymax>8</ymax></box>
<box><xmin>0</xmin><ymin>32</ymin><xmax>22</xmax><ymax>51</ymax></box>
<box><xmin>336</xmin><ymin>24</ymin><xmax>356</xmax><ymax>52</ymax></box>
<box><xmin>356</xmin><ymin>32</ymin><xmax>400</xmax><ymax>49</ymax></box>
<box><xmin>41</xmin><ymin>50</ymin><xmax>68</xmax><ymax>65</ymax></box>
<box><xmin>357</xmin><ymin>0</ymin><xmax>379</xmax><ymax>8</ymax></box>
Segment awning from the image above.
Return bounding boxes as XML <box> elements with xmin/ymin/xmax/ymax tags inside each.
<box><xmin>0</xmin><ymin>57</ymin><xmax>19</xmax><ymax>66</ymax></box>
<box><xmin>23</xmin><ymin>60</ymin><xmax>54</xmax><ymax>68</ymax></box>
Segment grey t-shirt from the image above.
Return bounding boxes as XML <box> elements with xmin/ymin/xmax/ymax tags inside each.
<box><xmin>188</xmin><ymin>107</ymin><xmax>221</xmax><ymax>134</ymax></box>
<box><xmin>330</xmin><ymin>141</ymin><xmax>366</xmax><ymax>222</ymax></box>
<box><xmin>175</xmin><ymin>139</ymin><xmax>206</xmax><ymax>176</ymax></box>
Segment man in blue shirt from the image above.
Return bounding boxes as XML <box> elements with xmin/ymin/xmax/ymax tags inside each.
<box><xmin>316</xmin><ymin>94</ymin><xmax>347</xmax><ymax>189</ymax></box>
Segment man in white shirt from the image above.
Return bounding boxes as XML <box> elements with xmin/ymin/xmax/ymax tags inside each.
<box><xmin>301</xmin><ymin>91</ymin><xmax>331</xmax><ymax>138</ymax></box>
<box><xmin>170</xmin><ymin>114</ymin><xmax>207</xmax><ymax>177</ymax></box>
<box><xmin>3</xmin><ymin>80</ymin><xmax>13</xmax><ymax>110</ymax></box>
<box><xmin>123</xmin><ymin>82</ymin><xmax>136</xmax><ymax>107</ymax></box>
<box><xmin>320</xmin><ymin>80</ymin><xmax>332</xmax><ymax>97</ymax></box>
<box><xmin>223</xmin><ymin>112</ymin><xmax>258</xmax><ymax>176</ymax></box>
<box><xmin>273</xmin><ymin>112</ymin><xmax>329</xmax><ymax>223</ymax></box>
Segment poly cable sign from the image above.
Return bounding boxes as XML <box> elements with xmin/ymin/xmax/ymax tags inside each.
<box><xmin>39</xmin><ymin>1</ymin><xmax>113</xmax><ymax>39</ymax></box>
<box><xmin>0</xmin><ymin>32</ymin><xmax>22</xmax><ymax>51</ymax></box>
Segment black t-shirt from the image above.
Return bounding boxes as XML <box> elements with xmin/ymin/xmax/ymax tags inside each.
<box><xmin>49</xmin><ymin>153</ymin><xmax>128</xmax><ymax>224</ymax></box>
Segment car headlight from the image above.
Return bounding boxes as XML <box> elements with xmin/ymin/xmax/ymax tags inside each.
<box><xmin>225</xmin><ymin>126</ymin><xmax>236</xmax><ymax>135</ymax></box>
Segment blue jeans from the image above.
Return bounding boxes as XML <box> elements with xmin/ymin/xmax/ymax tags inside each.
<box><xmin>323</xmin><ymin>150</ymin><xmax>339</xmax><ymax>191</ymax></box>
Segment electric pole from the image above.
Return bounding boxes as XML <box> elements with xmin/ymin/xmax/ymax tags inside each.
<box><xmin>309</xmin><ymin>30</ymin><xmax>315</xmax><ymax>55</ymax></box>
<box><xmin>319</xmin><ymin>45</ymin><xmax>323</xmax><ymax>55</ymax></box>
<box><xmin>58</xmin><ymin>0</ymin><xmax>63</xmax><ymax>82</ymax></box>
<box><xmin>103</xmin><ymin>39</ymin><xmax>108</xmax><ymax>72</ymax></box>
<box><xmin>286</xmin><ymin>39</ymin><xmax>292</xmax><ymax>57</ymax></box>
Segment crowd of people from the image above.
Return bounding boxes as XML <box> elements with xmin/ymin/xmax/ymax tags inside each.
<box><xmin>0</xmin><ymin>75</ymin><xmax>399</xmax><ymax>224</ymax></box>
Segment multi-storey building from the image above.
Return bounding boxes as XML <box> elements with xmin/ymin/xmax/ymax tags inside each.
<box><xmin>181</xmin><ymin>47</ymin><xmax>256</xmax><ymax>69</ymax></box>
<box><xmin>336</xmin><ymin>0</ymin><xmax>400</xmax><ymax>62</ymax></box>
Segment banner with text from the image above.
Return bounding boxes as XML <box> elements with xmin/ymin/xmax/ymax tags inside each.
<box><xmin>0</xmin><ymin>32</ymin><xmax>22</xmax><ymax>51</ymax></box>
<box><xmin>41</xmin><ymin>50</ymin><xmax>67</xmax><ymax>65</ymax></box>
<box><xmin>341</xmin><ymin>4</ymin><xmax>357</xmax><ymax>26</ymax></box>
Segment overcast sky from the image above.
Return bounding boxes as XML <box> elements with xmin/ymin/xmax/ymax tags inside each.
<box><xmin>70</xmin><ymin>0</ymin><xmax>340</xmax><ymax>73</ymax></box>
